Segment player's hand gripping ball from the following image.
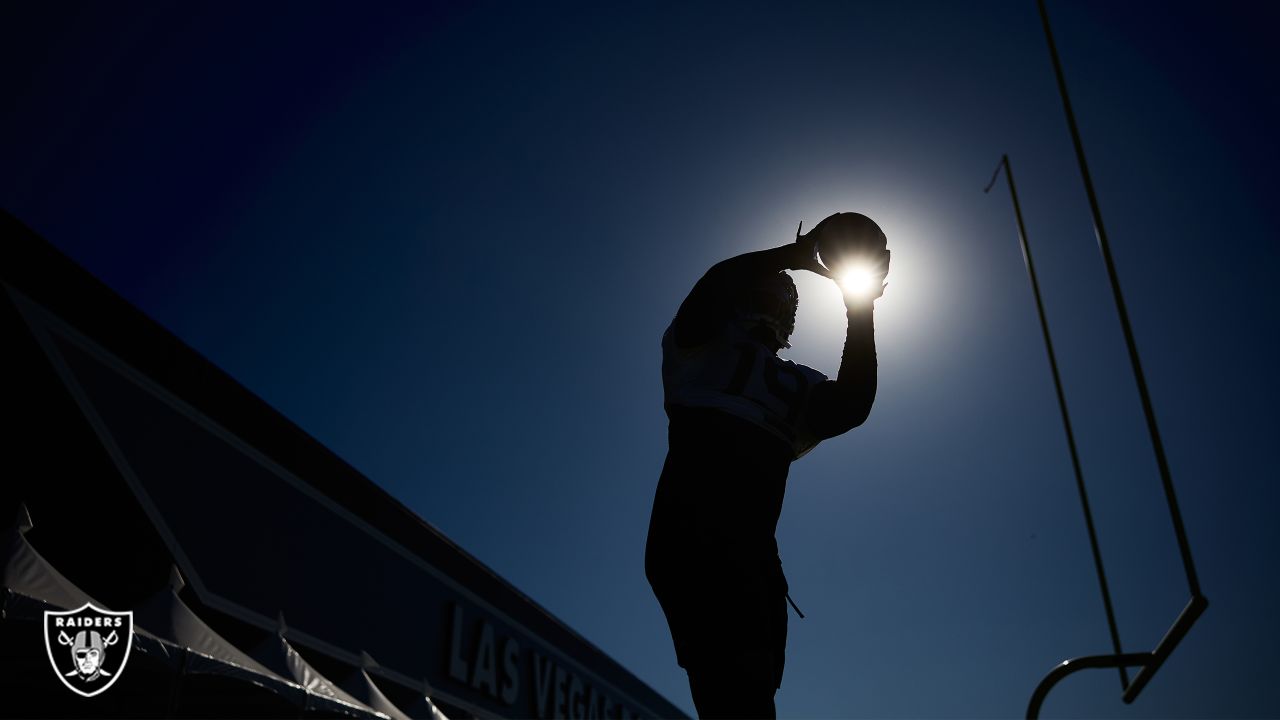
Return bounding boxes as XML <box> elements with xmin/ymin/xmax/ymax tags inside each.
<box><xmin>807</xmin><ymin>212</ymin><xmax>890</xmax><ymax>300</ymax></box>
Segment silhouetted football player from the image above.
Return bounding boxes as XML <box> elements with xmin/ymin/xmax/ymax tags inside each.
<box><xmin>646</xmin><ymin>213</ymin><xmax>889</xmax><ymax>719</ymax></box>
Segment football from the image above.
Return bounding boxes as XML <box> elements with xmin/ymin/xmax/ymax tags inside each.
<box><xmin>811</xmin><ymin>212</ymin><xmax>888</xmax><ymax>275</ymax></box>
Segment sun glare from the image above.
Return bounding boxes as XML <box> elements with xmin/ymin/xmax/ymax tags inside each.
<box><xmin>747</xmin><ymin>195</ymin><xmax>948</xmax><ymax>381</ymax></box>
<box><xmin>838</xmin><ymin>265</ymin><xmax>877</xmax><ymax>298</ymax></box>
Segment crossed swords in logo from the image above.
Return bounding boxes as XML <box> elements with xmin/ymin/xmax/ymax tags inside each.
<box><xmin>57</xmin><ymin>629</ymin><xmax>119</xmax><ymax>677</ymax></box>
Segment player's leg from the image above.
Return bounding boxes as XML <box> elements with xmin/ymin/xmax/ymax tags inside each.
<box><xmin>683</xmin><ymin>578</ymin><xmax>788</xmax><ymax>719</ymax></box>
<box><xmin>686</xmin><ymin>649</ymin><xmax>779</xmax><ymax>719</ymax></box>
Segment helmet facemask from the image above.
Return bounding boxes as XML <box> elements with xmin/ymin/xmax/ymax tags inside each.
<box><xmin>738</xmin><ymin>271</ymin><xmax>798</xmax><ymax>350</ymax></box>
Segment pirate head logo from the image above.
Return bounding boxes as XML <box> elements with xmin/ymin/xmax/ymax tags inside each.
<box><xmin>44</xmin><ymin>603</ymin><xmax>133</xmax><ymax>697</ymax></box>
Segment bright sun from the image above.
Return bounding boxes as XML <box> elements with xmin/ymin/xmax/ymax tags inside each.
<box><xmin>838</xmin><ymin>265</ymin><xmax>877</xmax><ymax>297</ymax></box>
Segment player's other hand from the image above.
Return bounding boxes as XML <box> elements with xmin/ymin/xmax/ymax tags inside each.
<box><xmin>867</xmin><ymin>248</ymin><xmax>891</xmax><ymax>300</ymax></box>
<box><xmin>837</xmin><ymin>247</ymin><xmax>890</xmax><ymax>306</ymax></box>
<box><xmin>792</xmin><ymin>225</ymin><xmax>833</xmax><ymax>278</ymax></box>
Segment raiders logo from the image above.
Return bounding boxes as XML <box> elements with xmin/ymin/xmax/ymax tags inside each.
<box><xmin>43</xmin><ymin>603</ymin><xmax>134</xmax><ymax>697</ymax></box>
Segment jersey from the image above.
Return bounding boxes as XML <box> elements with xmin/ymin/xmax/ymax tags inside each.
<box><xmin>661</xmin><ymin>321</ymin><xmax>829</xmax><ymax>459</ymax></box>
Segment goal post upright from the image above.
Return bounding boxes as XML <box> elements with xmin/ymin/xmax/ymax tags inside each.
<box><xmin>1004</xmin><ymin>2</ymin><xmax>1210</xmax><ymax>716</ymax></box>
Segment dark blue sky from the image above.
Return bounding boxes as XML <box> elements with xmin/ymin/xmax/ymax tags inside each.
<box><xmin>4</xmin><ymin>1</ymin><xmax>1277</xmax><ymax>717</ymax></box>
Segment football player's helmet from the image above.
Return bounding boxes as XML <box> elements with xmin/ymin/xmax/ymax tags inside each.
<box><xmin>71</xmin><ymin>630</ymin><xmax>108</xmax><ymax>678</ymax></box>
<box><xmin>738</xmin><ymin>270</ymin><xmax>798</xmax><ymax>349</ymax></box>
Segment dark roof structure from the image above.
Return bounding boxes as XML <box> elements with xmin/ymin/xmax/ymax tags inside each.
<box><xmin>1</xmin><ymin>209</ymin><xmax>684</xmax><ymax>719</ymax></box>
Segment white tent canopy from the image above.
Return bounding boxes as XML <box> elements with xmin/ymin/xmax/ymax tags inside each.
<box><xmin>252</xmin><ymin>613</ymin><xmax>387</xmax><ymax>718</ymax></box>
<box><xmin>2</xmin><ymin>504</ymin><xmax>103</xmax><ymax>613</ymax></box>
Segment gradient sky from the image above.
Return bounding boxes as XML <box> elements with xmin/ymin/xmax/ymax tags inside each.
<box><xmin>4</xmin><ymin>1</ymin><xmax>1277</xmax><ymax>717</ymax></box>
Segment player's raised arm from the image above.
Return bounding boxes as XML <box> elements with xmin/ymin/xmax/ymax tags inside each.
<box><xmin>671</xmin><ymin>232</ymin><xmax>829</xmax><ymax>348</ymax></box>
<box><xmin>802</xmin><ymin>214</ymin><xmax>891</xmax><ymax>439</ymax></box>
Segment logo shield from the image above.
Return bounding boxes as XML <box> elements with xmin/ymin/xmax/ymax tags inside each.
<box><xmin>43</xmin><ymin>603</ymin><xmax>134</xmax><ymax>698</ymax></box>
